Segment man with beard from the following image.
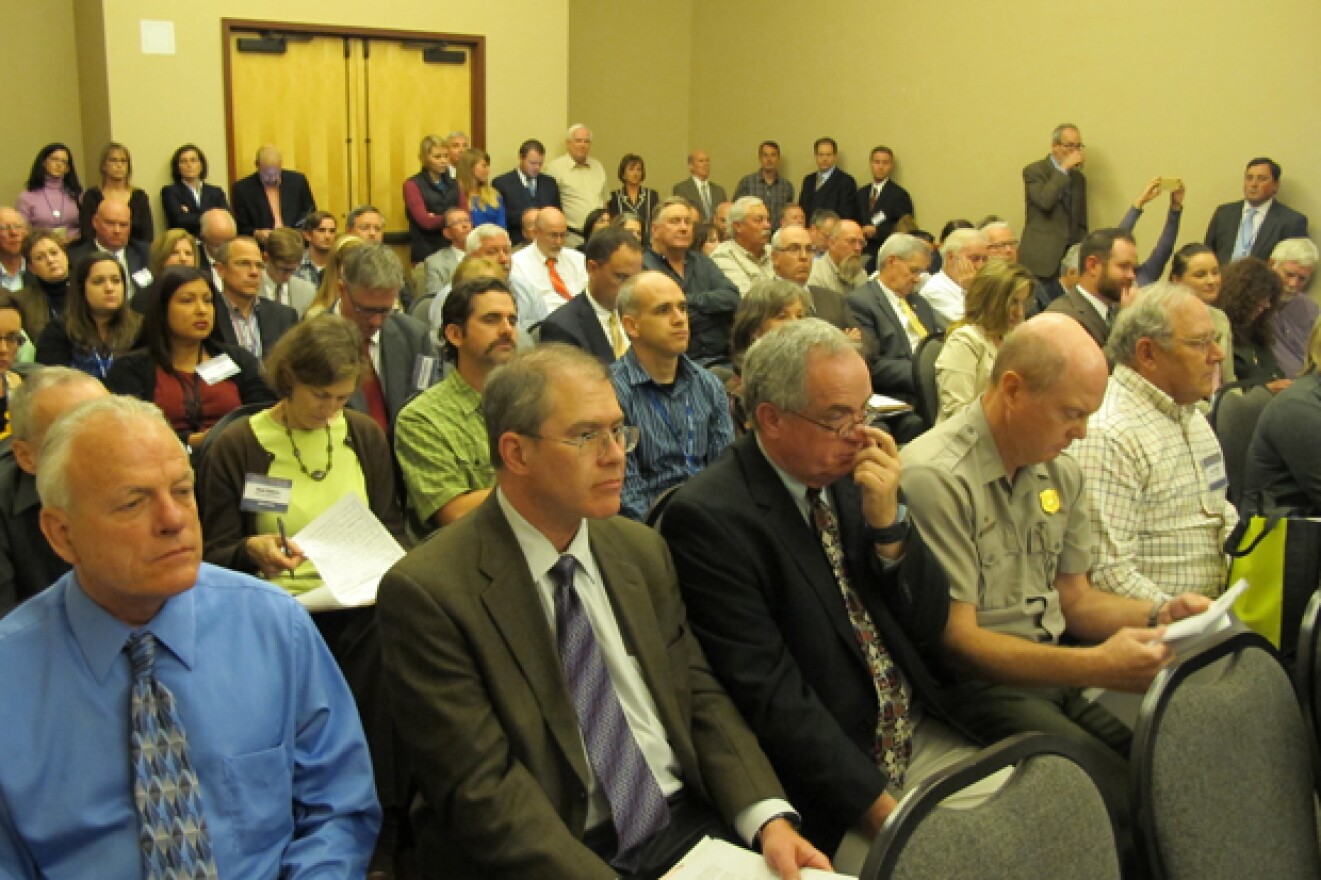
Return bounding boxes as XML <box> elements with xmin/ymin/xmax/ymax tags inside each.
<box><xmin>1046</xmin><ymin>228</ymin><xmax>1138</xmax><ymax>348</ymax></box>
<box><xmin>395</xmin><ymin>277</ymin><xmax>518</xmax><ymax>536</ymax></box>
<box><xmin>809</xmin><ymin>220</ymin><xmax>868</xmax><ymax>294</ymax></box>
<box><xmin>1269</xmin><ymin>237</ymin><xmax>1319</xmax><ymax>377</ymax></box>
<box><xmin>610</xmin><ymin>272</ymin><xmax>734</xmax><ymax>520</ymax></box>
<box><xmin>710</xmin><ymin>196</ymin><xmax>773</xmax><ymax>293</ymax></box>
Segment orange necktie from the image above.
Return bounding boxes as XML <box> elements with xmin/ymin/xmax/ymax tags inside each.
<box><xmin>547</xmin><ymin>257</ymin><xmax>572</xmax><ymax>300</ymax></box>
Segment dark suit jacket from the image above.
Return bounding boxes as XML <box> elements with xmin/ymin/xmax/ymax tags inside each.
<box><xmin>661</xmin><ymin>436</ymin><xmax>959</xmax><ymax>851</ymax></box>
<box><xmin>538</xmin><ymin>292</ymin><xmax>615</xmax><ymax>364</ymax></box>
<box><xmin>230</xmin><ymin>170</ymin><xmax>317</xmax><ymax>237</ymax></box>
<box><xmin>854</xmin><ymin>180</ymin><xmax>915</xmax><ymax>263</ymax></box>
<box><xmin>376</xmin><ymin>495</ymin><xmax>785</xmax><ymax>879</ymax></box>
<box><xmin>211</xmin><ymin>292</ymin><xmax>298</xmax><ymax>357</ymax></box>
<box><xmin>800</xmin><ymin>168</ymin><xmax>858</xmax><ymax>223</ymax></box>
<box><xmin>492</xmin><ymin>170</ymin><xmax>562</xmax><ymax>246</ymax></box>
<box><xmin>672</xmin><ymin>178</ymin><xmax>728</xmax><ymax>221</ymax></box>
<box><xmin>348</xmin><ymin>312</ymin><xmax>440</xmax><ymax>427</ymax></box>
<box><xmin>0</xmin><ymin>458</ymin><xmax>69</xmax><ymax>617</ymax></box>
<box><xmin>846</xmin><ymin>280</ymin><xmax>944</xmax><ymax>401</ymax></box>
<box><xmin>1204</xmin><ymin>199</ymin><xmax>1310</xmax><ymax>265</ymax></box>
<box><xmin>159</xmin><ymin>181</ymin><xmax>230</xmax><ymax>237</ymax></box>
<box><xmin>1044</xmin><ymin>286</ymin><xmax>1110</xmax><ymax>349</ymax></box>
<box><xmin>1018</xmin><ymin>157</ymin><xmax>1087</xmax><ymax>278</ymax></box>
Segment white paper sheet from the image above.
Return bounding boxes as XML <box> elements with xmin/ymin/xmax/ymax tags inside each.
<box><xmin>1161</xmin><ymin>577</ymin><xmax>1249</xmax><ymax>643</ymax></box>
<box><xmin>662</xmin><ymin>837</ymin><xmax>853</xmax><ymax>880</ymax></box>
<box><xmin>291</xmin><ymin>494</ymin><xmax>404</xmax><ymax>609</ymax></box>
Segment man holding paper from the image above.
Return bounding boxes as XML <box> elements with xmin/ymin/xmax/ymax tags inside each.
<box><xmin>378</xmin><ymin>345</ymin><xmax>830</xmax><ymax>879</ymax></box>
<box><xmin>901</xmin><ymin>313</ymin><xmax>1212</xmax><ymax>812</ymax></box>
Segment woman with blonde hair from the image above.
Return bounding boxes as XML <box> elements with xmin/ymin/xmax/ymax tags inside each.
<box><xmin>79</xmin><ymin>142</ymin><xmax>154</xmax><ymax>244</ymax></box>
<box><xmin>305</xmin><ymin>234</ymin><xmax>365</xmax><ymax>317</ymax></box>
<box><xmin>148</xmin><ymin>227</ymin><xmax>199</xmax><ymax>280</ymax></box>
<box><xmin>456</xmin><ymin>147</ymin><xmax>505</xmax><ymax>229</ymax></box>
<box><xmin>935</xmin><ymin>260</ymin><xmax>1033</xmax><ymax>422</ymax></box>
<box><xmin>403</xmin><ymin>134</ymin><xmax>459</xmax><ymax>263</ymax></box>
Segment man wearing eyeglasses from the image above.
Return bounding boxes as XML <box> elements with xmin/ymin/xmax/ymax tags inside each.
<box><xmin>772</xmin><ymin>224</ymin><xmax>860</xmax><ymax>337</ymax></box>
<box><xmin>660</xmin><ymin>319</ymin><xmax>998</xmax><ymax>871</ymax></box>
<box><xmin>1019</xmin><ymin>123</ymin><xmax>1089</xmax><ymax>284</ymax></box>
<box><xmin>1070</xmin><ymin>285</ymin><xmax>1236</xmax><ymax>602</ymax></box>
<box><xmin>335</xmin><ymin>243</ymin><xmax>439</xmax><ymax>434</ymax></box>
<box><xmin>609</xmin><ymin>272</ymin><xmax>734</xmax><ymax>520</ymax></box>
<box><xmin>378</xmin><ymin>344</ymin><xmax>829</xmax><ymax>879</ymax></box>
<box><xmin>212</xmin><ymin>236</ymin><xmax>297</xmax><ymax>359</ymax></box>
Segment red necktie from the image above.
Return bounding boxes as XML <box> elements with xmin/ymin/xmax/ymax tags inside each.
<box><xmin>361</xmin><ymin>342</ymin><xmax>389</xmax><ymax>434</ymax></box>
<box><xmin>547</xmin><ymin>257</ymin><xmax>572</xmax><ymax>300</ymax></box>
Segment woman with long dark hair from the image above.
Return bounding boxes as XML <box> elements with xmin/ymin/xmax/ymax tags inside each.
<box><xmin>34</xmin><ymin>252</ymin><xmax>139</xmax><ymax>379</ymax></box>
<box><xmin>16</xmin><ymin>143</ymin><xmax>82</xmax><ymax>243</ymax></box>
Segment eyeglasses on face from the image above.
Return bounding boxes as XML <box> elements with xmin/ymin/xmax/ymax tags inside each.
<box><xmin>522</xmin><ymin>424</ymin><xmax>640</xmax><ymax>456</ymax></box>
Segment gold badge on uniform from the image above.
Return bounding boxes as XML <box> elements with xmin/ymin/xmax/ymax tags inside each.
<box><xmin>1040</xmin><ymin>489</ymin><xmax>1060</xmax><ymax>515</ymax></box>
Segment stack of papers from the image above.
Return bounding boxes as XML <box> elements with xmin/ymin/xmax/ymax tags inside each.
<box><xmin>662</xmin><ymin>837</ymin><xmax>853</xmax><ymax>880</ymax></box>
<box><xmin>1161</xmin><ymin>578</ymin><xmax>1250</xmax><ymax>644</ymax></box>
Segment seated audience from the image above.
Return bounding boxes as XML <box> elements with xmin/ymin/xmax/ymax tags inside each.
<box><xmin>395</xmin><ymin>277</ymin><xmax>517</xmax><ymax>536</ymax></box>
<box><xmin>306</xmin><ymin>234</ymin><xmax>364</xmax><ymax>318</ymax></box>
<box><xmin>403</xmin><ymin>134</ymin><xmax>459</xmax><ymax>263</ymax></box>
<box><xmin>921</xmin><ymin>228</ymin><xmax>989</xmax><ymax>323</ymax></box>
<box><xmin>1169</xmin><ymin>243</ymin><xmax>1236</xmax><ymax>386</ymax></box>
<box><xmin>422</xmin><ymin>207</ymin><xmax>472</xmax><ymax>295</ymax></box>
<box><xmin>1244</xmin><ymin>322</ymin><xmax>1321</xmax><ymax>515</ymax></box>
<box><xmin>580</xmin><ymin>207</ymin><xmax>611</xmax><ymax>245</ymax></box>
<box><xmin>610</xmin><ymin>271</ymin><xmax>735</xmax><ymax>519</ymax></box>
<box><xmin>345</xmin><ymin>204</ymin><xmax>386</xmax><ymax>244</ymax></box>
<box><xmin>726</xmin><ymin>279</ymin><xmax>808</xmax><ymax>432</ymax></box>
<box><xmin>196</xmin><ymin>313</ymin><xmax>405</xmax><ymax>873</ymax></box>
<box><xmin>1045</xmin><ymin>227</ymin><xmax>1137</xmax><ymax>349</ymax></box>
<box><xmin>295</xmin><ymin>210</ymin><xmax>337</xmax><ymax>288</ymax></box>
<box><xmin>901</xmin><ymin>313</ymin><xmax>1211</xmax><ymax>826</ymax></box>
<box><xmin>106</xmin><ymin>266</ymin><xmax>273</xmax><ymax>451</ymax></box>
<box><xmin>457</xmin><ymin>147</ymin><xmax>506</xmax><ymax>229</ymax></box>
<box><xmin>606</xmin><ymin>153</ymin><xmax>660</xmax><ymax>242</ymax></box>
<box><xmin>14</xmin><ymin>231</ymin><xmax>69</xmax><ymax>340</ymax></box>
<box><xmin>510</xmin><ymin>206</ymin><xmax>587</xmax><ymax>318</ymax></box>
<box><xmin>260</xmin><ymin>227</ymin><xmax>317</xmax><ymax>316</ymax></box>
<box><xmin>1269</xmin><ymin>237</ymin><xmax>1319</xmax><ymax>377</ymax></box>
<box><xmin>935</xmin><ymin>260</ymin><xmax>1033</xmax><ymax>423</ymax></box>
<box><xmin>710</xmin><ymin>196</ymin><xmax>773</xmax><ymax>294</ymax></box>
<box><xmin>212</xmin><ymin>237</ymin><xmax>298</xmax><ymax>360</ymax></box>
<box><xmin>0</xmin><ymin>395</ymin><xmax>380</xmax><ymax>876</ymax></box>
<box><xmin>68</xmin><ymin>199</ymin><xmax>151</xmax><ymax>302</ymax></box>
<box><xmin>693</xmin><ymin>220</ymin><xmax>720</xmax><ymax>255</ymax></box>
<box><xmin>1117</xmin><ymin>177</ymin><xmax>1184</xmax><ymax>285</ymax></box>
<box><xmin>35</xmin><ymin>252</ymin><xmax>140</xmax><ymax>380</ymax></box>
<box><xmin>197</xmin><ymin>207</ymin><xmax>237</xmax><ymax>289</ymax></box>
<box><xmin>1221</xmin><ymin>256</ymin><xmax>1288</xmax><ymax>391</ymax></box>
<box><xmin>610</xmin><ymin>211</ymin><xmax>644</xmax><ymax>241</ymax></box>
<box><xmin>0</xmin><ymin>208</ymin><xmax>28</xmax><ymax>292</ymax></box>
<box><xmin>1069</xmin><ymin>284</ymin><xmax>1236</xmax><ymax>600</ymax></box>
<box><xmin>148</xmin><ymin>227</ymin><xmax>198</xmax><ymax>283</ymax></box>
<box><xmin>426</xmin><ymin>224</ymin><xmax>526</xmax><ymax>331</ymax></box>
<box><xmin>0</xmin><ymin>367</ymin><xmax>106</xmax><ymax>617</ymax></box>
<box><xmin>16</xmin><ymin>143</ymin><xmax>81</xmax><ymax>243</ymax></box>
<box><xmin>377</xmin><ymin>344</ymin><xmax>827</xmax><ymax>879</ymax></box>
<box><xmin>160</xmin><ymin>143</ymin><xmax>230</xmax><ymax>237</ymax></box>
<box><xmin>538</xmin><ymin>227</ymin><xmax>643</xmax><ymax>364</ymax></box>
<box><xmin>662</xmin><ymin>319</ymin><xmax>1000</xmax><ymax>870</ymax></box>
<box><xmin>78</xmin><ymin>142</ymin><xmax>153</xmax><ymax>245</ymax></box>
<box><xmin>0</xmin><ymin>293</ymin><xmax>26</xmax><ymax>435</ymax></box>
<box><xmin>808</xmin><ymin>219</ymin><xmax>868</xmax><ymax>294</ymax></box>
<box><xmin>770</xmin><ymin>224</ymin><xmax>860</xmax><ymax>336</ymax></box>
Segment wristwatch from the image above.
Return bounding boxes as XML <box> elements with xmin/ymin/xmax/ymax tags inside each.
<box><xmin>865</xmin><ymin>503</ymin><xmax>910</xmax><ymax>545</ymax></box>
<box><xmin>1149</xmin><ymin>598</ymin><xmax>1168</xmax><ymax>628</ymax></box>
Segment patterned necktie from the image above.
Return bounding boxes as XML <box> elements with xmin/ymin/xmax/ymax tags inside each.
<box><xmin>551</xmin><ymin>555</ymin><xmax>669</xmax><ymax>870</ymax></box>
<box><xmin>547</xmin><ymin>257</ymin><xmax>572</xmax><ymax>299</ymax></box>
<box><xmin>698</xmin><ymin>180</ymin><xmax>711</xmax><ymax>218</ymax></box>
<box><xmin>127</xmin><ymin>631</ymin><xmax>220</xmax><ymax>880</ymax></box>
<box><xmin>869</xmin><ymin>187</ymin><xmax>879</xmax><ymax>213</ymax></box>
<box><xmin>806</xmin><ymin>489</ymin><xmax>913</xmax><ymax>785</ymax></box>
<box><xmin>1234</xmin><ymin>206</ymin><xmax>1258</xmax><ymax>260</ymax></box>
<box><xmin>609</xmin><ymin>312</ymin><xmax>627</xmax><ymax>357</ymax></box>
<box><xmin>896</xmin><ymin>296</ymin><xmax>929</xmax><ymax>341</ymax></box>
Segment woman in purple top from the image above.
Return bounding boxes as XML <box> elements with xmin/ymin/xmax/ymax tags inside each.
<box><xmin>15</xmin><ymin>143</ymin><xmax>82</xmax><ymax>244</ymax></box>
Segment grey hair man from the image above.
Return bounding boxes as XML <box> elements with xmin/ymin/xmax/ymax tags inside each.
<box><xmin>921</xmin><ymin>228</ymin><xmax>990</xmax><ymax>323</ymax></box>
<box><xmin>545</xmin><ymin>124</ymin><xmax>608</xmax><ymax>247</ymax></box>
<box><xmin>1071</xmin><ymin>283</ymin><xmax>1236</xmax><ymax>604</ymax></box>
<box><xmin>808</xmin><ymin>219</ymin><xmax>868</xmax><ymax>295</ymax></box>
<box><xmin>0</xmin><ymin>207</ymin><xmax>29</xmax><ymax>290</ymax></box>
<box><xmin>1019</xmin><ymin>123</ymin><xmax>1088</xmax><ymax>281</ymax></box>
<box><xmin>0</xmin><ymin>395</ymin><xmax>380</xmax><ymax>876</ymax></box>
<box><xmin>710</xmin><ymin>196</ymin><xmax>773</xmax><ymax>293</ymax></box>
<box><xmin>772</xmin><ymin>225</ymin><xmax>862</xmax><ymax>337</ymax></box>
<box><xmin>1270</xmin><ymin>237</ymin><xmax>1321</xmax><ymax>376</ymax></box>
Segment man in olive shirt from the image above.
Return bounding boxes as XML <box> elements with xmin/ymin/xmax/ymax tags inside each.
<box><xmin>900</xmin><ymin>313</ymin><xmax>1210</xmax><ymax>810</ymax></box>
<box><xmin>394</xmin><ymin>278</ymin><xmax>518</xmax><ymax>537</ymax></box>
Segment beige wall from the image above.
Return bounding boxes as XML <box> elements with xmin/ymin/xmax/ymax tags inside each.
<box><xmin>567</xmin><ymin>0</ymin><xmax>694</xmax><ymax>201</ymax></box>
<box><xmin>689</xmin><ymin>0</ymin><xmax>1321</xmax><ymax>259</ymax></box>
<box><xmin>1</xmin><ymin>0</ymin><xmax>86</xmax><ymax>205</ymax></box>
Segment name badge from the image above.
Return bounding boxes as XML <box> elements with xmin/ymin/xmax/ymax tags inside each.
<box><xmin>871</xmin><ymin>209</ymin><xmax>888</xmax><ymax>225</ymax></box>
<box><xmin>197</xmin><ymin>353</ymin><xmax>241</xmax><ymax>385</ymax></box>
<box><xmin>1203</xmin><ymin>453</ymin><xmax>1228</xmax><ymax>492</ymax></box>
<box><xmin>132</xmin><ymin>268</ymin><xmax>154</xmax><ymax>290</ymax></box>
<box><xmin>240</xmin><ymin>474</ymin><xmax>293</xmax><ymax>513</ymax></box>
<box><xmin>412</xmin><ymin>354</ymin><xmax>439</xmax><ymax>390</ymax></box>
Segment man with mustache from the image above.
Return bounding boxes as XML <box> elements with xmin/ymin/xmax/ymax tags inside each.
<box><xmin>610</xmin><ymin>271</ymin><xmax>734</xmax><ymax>520</ymax></box>
<box><xmin>809</xmin><ymin>220</ymin><xmax>868</xmax><ymax>295</ymax></box>
<box><xmin>395</xmin><ymin>276</ymin><xmax>518</xmax><ymax>536</ymax></box>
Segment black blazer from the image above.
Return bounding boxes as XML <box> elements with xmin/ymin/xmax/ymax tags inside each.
<box><xmin>160</xmin><ymin>181</ymin><xmax>230</xmax><ymax>237</ymax></box>
<box><xmin>846</xmin><ymin>280</ymin><xmax>944</xmax><ymax>400</ymax></box>
<box><xmin>800</xmin><ymin>168</ymin><xmax>858</xmax><ymax>223</ymax></box>
<box><xmin>492</xmin><ymin>170</ymin><xmax>562</xmax><ymax>246</ymax></box>
<box><xmin>854</xmin><ymin>180</ymin><xmax>914</xmax><ymax>262</ymax></box>
<box><xmin>1204</xmin><ymin>199</ymin><xmax>1310</xmax><ymax>265</ymax></box>
<box><xmin>211</xmin><ymin>293</ymin><xmax>298</xmax><ymax>357</ymax></box>
<box><xmin>230</xmin><ymin>170</ymin><xmax>317</xmax><ymax>237</ymax></box>
<box><xmin>537</xmin><ymin>292</ymin><xmax>615</xmax><ymax>364</ymax></box>
<box><xmin>661</xmin><ymin>435</ymin><xmax>961</xmax><ymax>852</ymax></box>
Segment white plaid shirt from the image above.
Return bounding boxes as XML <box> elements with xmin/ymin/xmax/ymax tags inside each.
<box><xmin>1068</xmin><ymin>365</ymin><xmax>1237</xmax><ymax>600</ymax></box>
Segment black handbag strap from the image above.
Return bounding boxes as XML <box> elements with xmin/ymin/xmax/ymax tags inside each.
<box><xmin>1224</xmin><ymin>514</ymin><xmax>1283</xmax><ymax>559</ymax></box>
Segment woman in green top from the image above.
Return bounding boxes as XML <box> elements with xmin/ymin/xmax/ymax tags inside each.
<box><xmin>196</xmin><ymin>313</ymin><xmax>408</xmax><ymax>873</ymax></box>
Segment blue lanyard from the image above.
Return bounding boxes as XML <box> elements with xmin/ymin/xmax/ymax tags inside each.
<box><xmin>646</xmin><ymin>389</ymin><xmax>697</xmax><ymax>472</ymax></box>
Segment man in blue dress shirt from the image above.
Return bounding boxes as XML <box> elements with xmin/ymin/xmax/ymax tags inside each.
<box><xmin>0</xmin><ymin>396</ymin><xmax>380</xmax><ymax>878</ymax></box>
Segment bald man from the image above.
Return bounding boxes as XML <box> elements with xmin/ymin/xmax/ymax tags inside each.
<box><xmin>230</xmin><ymin>144</ymin><xmax>317</xmax><ymax>241</ymax></box>
<box><xmin>67</xmin><ymin>200</ymin><xmax>151</xmax><ymax>299</ymax></box>
<box><xmin>901</xmin><ymin>313</ymin><xmax>1210</xmax><ymax>812</ymax></box>
<box><xmin>509</xmin><ymin>206</ymin><xmax>589</xmax><ymax>317</ymax></box>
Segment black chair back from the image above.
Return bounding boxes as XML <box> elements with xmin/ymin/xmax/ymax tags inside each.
<box><xmin>1208</xmin><ymin>381</ymin><xmax>1273</xmax><ymax>509</ymax></box>
<box><xmin>911</xmin><ymin>331</ymin><xmax>944</xmax><ymax>427</ymax></box>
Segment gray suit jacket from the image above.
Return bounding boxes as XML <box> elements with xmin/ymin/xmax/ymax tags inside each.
<box><xmin>846</xmin><ymin>280</ymin><xmax>945</xmax><ymax>400</ymax></box>
<box><xmin>348</xmin><ymin>312</ymin><xmax>440</xmax><ymax>426</ymax></box>
<box><xmin>1045</xmin><ymin>286</ymin><xmax>1109</xmax><ymax>349</ymax></box>
<box><xmin>376</xmin><ymin>494</ymin><xmax>785</xmax><ymax>879</ymax></box>
<box><xmin>1019</xmin><ymin>156</ymin><xmax>1088</xmax><ymax>278</ymax></box>
<box><xmin>1204</xmin><ymin>199</ymin><xmax>1309</xmax><ymax>265</ymax></box>
<box><xmin>259</xmin><ymin>272</ymin><xmax>316</xmax><ymax>317</ymax></box>
<box><xmin>672</xmin><ymin>178</ymin><xmax>728</xmax><ymax>221</ymax></box>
